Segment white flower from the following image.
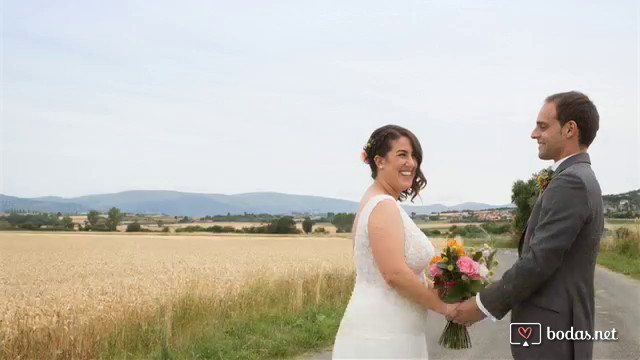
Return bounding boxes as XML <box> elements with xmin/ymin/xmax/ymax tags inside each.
<box><xmin>479</xmin><ymin>264</ymin><xmax>489</xmax><ymax>279</ymax></box>
<box><xmin>482</xmin><ymin>249</ymin><xmax>491</xmax><ymax>258</ymax></box>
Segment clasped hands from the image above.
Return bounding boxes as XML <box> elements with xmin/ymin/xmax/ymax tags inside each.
<box><xmin>443</xmin><ymin>297</ymin><xmax>486</xmax><ymax>327</ymax></box>
<box><xmin>427</xmin><ymin>279</ymin><xmax>486</xmax><ymax>327</ymax></box>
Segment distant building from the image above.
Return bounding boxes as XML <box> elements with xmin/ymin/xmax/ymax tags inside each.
<box><xmin>619</xmin><ymin>200</ymin><xmax>630</xmax><ymax>211</ymax></box>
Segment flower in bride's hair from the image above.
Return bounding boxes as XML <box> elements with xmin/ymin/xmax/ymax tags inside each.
<box><xmin>360</xmin><ymin>150</ymin><xmax>369</xmax><ymax>164</ymax></box>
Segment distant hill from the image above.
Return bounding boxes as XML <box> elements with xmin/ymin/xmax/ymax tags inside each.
<box><xmin>603</xmin><ymin>189</ymin><xmax>640</xmax><ymax>212</ymax></box>
<box><xmin>0</xmin><ymin>194</ymin><xmax>87</xmax><ymax>213</ymax></box>
<box><xmin>1</xmin><ymin>190</ymin><xmax>513</xmax><ymax>216</ymax></box>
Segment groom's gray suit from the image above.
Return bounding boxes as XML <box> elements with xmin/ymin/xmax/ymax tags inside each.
<box><xmin>479</xmin><ymin>152</ymin><xmax>604</xmax><ymax>360</ymax></box>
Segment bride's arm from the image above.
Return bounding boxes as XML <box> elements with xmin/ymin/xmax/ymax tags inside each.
<box><xmin>369</xmin><ymin>199</ymin><xmax>455</xmax><ymax>317</ymax></box>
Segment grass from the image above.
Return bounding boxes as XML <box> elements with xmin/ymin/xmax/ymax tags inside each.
<box><xmin>597</xmin><ymin>226</ymin><xmax>640</xmax><ymax>279</ymax></box>
<box><xmin>163</xmin><ymin>303</ymin><xmax>344</xmax><ymax>360</ymax></box>
<box><xmin>605</xmin><ymin>218</ymin><xmax>639</xmax><ymax>224</ymax></box>
<box><xmin>97</xmin><ymin>272</ymin><xmax>355</xmax><ymax>360</ymax></box>
<box><xmin>597</xmin><ymin>251</ymin><xmax>640</xmax><ymax>280</ymax></box>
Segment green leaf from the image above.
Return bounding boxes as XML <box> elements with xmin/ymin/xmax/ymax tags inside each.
<box><xmin>468</xmin><ymin>280</ymin><xmax>484</xmax><ymax>294</ymax></box>
<box><xmin>472</xmin><ymin>251</ymin><xmax>483</xmax><ymax>262</ymax></box>
<box><xmin>441</xmin><ymin>282</ymin><xmax>468</xmax><ymax>303</ymax></box>
<box><xmin>487</xmin><ymin>250</ymin><xmax>497</xmax><ymax>268</ymax></box>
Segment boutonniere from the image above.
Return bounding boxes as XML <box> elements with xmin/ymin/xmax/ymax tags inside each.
<box><xmin>536</xmin><ymin>168</ymin><xmax>554</xmax><ymax>194</ymax></box>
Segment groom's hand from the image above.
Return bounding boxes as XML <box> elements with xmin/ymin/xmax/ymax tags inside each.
<box><xmin>451</xmin><ymin>298</ymin><xmax>485</xmax><ymax>326</ymax></box>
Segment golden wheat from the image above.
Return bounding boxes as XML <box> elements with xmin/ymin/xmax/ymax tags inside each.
<box><xmin>0</xmin><ymin>232</ymin><xmax>353</xmax><ymax>358</ymax></box>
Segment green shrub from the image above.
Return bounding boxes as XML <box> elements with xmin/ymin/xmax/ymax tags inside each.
<box><xmin>126</xmin><ymin>222</ymin><xmax>142</xmax><ymax>232</ymax></box>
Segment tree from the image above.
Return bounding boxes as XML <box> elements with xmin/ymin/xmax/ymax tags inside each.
<box><xmin>268</xmin><ymin>216</ymin><xmax>298</xmax><ymax>234</ymax></box>
<box><xmin>62</xmin><ymin>216</ymin><xmax>74</xmax><ymax>230</ymax></box>
<box><xmin>331</xmin><ymin>213</ymin><xmax>356</xmax><ymax>233</ymax></box>
<box><xmin>126</xmin><ymin>222</ymin><xmax>142</xmax><ymax>232</ymax></box>
<box><xmin>511</xmin><ymin>175</ymin><xmax>539</xmax><ymax>234</ymax></box>
<box><xmin>157</xmin><ymin>220</ymin><xmax>164</xmax><ymax>228</ymax></box>
<box><xmin>87</xmin><ymin>210</ymin><xmax>101</xmax><ymax>227</ymax></box>
<box><xmin>302</xmin><ymin>217</ymin><xmax>313</xmax><ymax>234</ymax></box>
<box><xmin>106</xmin><ymin>207</ymin><xmax>124</xmax><ymax>231</ymax></box>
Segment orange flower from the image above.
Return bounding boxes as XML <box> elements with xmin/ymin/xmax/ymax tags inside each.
<box><xmin>455</xmin><ymin>245</ymin><xmax>465</xmax><ymax>257</ymax></box>
<box><xmin>447</xmin><ymin>239</ymin><xmax>459</xmax><ymax>248</ymax></box>
<box><xmin>430</xmin><ymin>255</ymin><xmax>442</xmax><ymax>265</ymax></box>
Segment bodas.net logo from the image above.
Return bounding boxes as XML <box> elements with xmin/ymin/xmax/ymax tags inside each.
<box><xmin>510</xmin><ymin>323</ymin><xmax>542</xmax><ymax>347</ymax></box>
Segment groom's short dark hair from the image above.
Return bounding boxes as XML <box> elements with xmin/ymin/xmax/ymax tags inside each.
<box><xmin>545</xmin><ymin>91</ymin><xmax>599</xmax><ymax>147</ymax></box>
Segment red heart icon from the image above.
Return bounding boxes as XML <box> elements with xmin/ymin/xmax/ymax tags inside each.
<box><xmin>518</xmin><ymin>327</ymin><xmax>532</xmax><ymax>339</ymax></box>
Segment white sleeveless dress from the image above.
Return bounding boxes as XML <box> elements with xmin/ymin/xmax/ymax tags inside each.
<box><xmin>332</xmin><ymin>194</ymin><xmax>435</xmax><ymax>359</ymax></box>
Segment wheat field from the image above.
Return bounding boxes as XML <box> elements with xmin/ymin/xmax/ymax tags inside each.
<box><xmin>0</xmin><ymin>232</ymin><xmax>353</xmax><ymax>358</ymax></box>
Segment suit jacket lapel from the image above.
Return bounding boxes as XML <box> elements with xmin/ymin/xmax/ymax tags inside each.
<box><xmin>519</xmin><ymin>152</ymin><xmax>592</xmax><ymax>255</ymax></box>
<box><xmin>517</xmin><ymin>224</ymin><xmax>527</xmax><ymax>257</ymax></box>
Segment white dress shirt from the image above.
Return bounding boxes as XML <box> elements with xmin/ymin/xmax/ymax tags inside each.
<box><xmin>475</xmin><ymin>152</ymin><xmax>581</xmax><ymax>321</ymax></box>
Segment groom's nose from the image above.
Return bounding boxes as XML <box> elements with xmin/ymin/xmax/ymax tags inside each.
<box><xmin>531</xmin><ymin>128</ymin><xmax>539</xmax><ymax>139</ymax></box>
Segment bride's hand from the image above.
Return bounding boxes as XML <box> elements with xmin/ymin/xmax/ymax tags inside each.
<box><xmin>427</xmin><ymin>281</ymin><xmax>439</xmax><ymax>298</ymax></box>
<box><xmin>426</xmin><ymin>278</ymin><xmax>434</xmax><ymax>289</ymax></box>
<box><xmin>443</xmin><ymin>303</ymin><xmax>460</xmax><ymax>321</ymax></box>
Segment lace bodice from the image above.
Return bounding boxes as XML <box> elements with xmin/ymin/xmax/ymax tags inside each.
<box><xmin>332</xmin><ymin>194</ymin><xmax>435</xmax><ymax>359</ymax></box>
<box><xmin>353</xmin><ymin>194</ymin><xmax>435</xmax><ymax>285</ymax></box>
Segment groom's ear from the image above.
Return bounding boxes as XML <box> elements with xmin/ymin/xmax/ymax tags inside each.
<box><xmin>564</xmin><ymin>120</ymin><xmax>578</xmax><ymax>138</ymax></box>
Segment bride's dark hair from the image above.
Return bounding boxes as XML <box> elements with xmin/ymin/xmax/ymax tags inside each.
<box><xmin>363</xmin><ymin>125</ymin><xmax>427</xmax><ymax>202</ymax></box>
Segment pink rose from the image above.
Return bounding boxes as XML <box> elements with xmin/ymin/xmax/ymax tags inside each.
<box><xmin>456</xmin><ymin>256</ymin><xmax>479</xmax><ymax>277</ymax></box>
<box><xmin>429</xmin><ymin>263</ymin><xmax>443</xmax><ymax>278</ymax></box>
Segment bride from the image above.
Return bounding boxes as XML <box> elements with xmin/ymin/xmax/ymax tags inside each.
<box><xmin>332</xmin><ymin>125</ymin><xmax>457</xmax><ymax>359</ymax></box>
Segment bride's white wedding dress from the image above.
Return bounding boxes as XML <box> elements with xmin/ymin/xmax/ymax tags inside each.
<box><xmin>332</xmin><ymin>194</ymin><xmax>435</xmax><ymax>359</ymax></box>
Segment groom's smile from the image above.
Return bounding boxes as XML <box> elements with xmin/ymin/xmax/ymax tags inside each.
<box><xmin>531</xmin><ymin>102</ymin><xmax>564</xmax><ymax>161</ymax></box>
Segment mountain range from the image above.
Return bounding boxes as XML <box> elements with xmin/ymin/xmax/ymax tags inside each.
<box><xmin>0</xmin><ymin>190</ymin><xmax>514</xmax><ymax>216</ymax></box>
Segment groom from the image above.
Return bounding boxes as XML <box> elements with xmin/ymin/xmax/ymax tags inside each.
<box><xmin>452</xmin><ymin>91</ymin><xmax>604</xmax><ymax>360</ymax></box>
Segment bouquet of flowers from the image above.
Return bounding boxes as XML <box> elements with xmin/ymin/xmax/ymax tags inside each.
<box><xmin>429</xmin><ymin>239</ymin><xmax>498</xmax><ymax>349</ymax></box>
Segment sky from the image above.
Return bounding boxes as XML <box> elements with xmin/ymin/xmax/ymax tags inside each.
<box><xmin>1</xmin><ymin>0</ymin><xmax>639</xmax><ymax>205</ymax></box>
